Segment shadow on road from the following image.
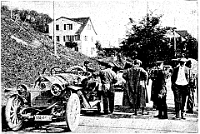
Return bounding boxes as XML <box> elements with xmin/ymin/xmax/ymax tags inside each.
<box><xmin>81</xmin><ymin>105</ymin><xmax>198</xmax><ymax>119</ymax></box>
<box><xmin>2</xmin><ymin>104</ymin><xmax>198</xmax><ymax>132</ymax></box>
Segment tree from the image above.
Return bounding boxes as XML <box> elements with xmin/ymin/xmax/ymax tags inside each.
<box><xmin>183</xmin><ymin>35</ymin><xmax>198</xmax><ymax>60</ymax></box>
<box><xmin>16</xmin><ymin>9</ymin><xmax>53</xmax><ymax>33</ymax></box>
<box><xmin>121</xmin><ymin>13</ymin><xmax>174</xmax><ymax>67</ymax></box>
<box><xmin>1</xmin><ymin>5</ymin><xmax>9</xmax><ymax>12</ymax></box>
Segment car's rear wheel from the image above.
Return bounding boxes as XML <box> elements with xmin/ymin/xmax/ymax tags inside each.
<box><xmin>5</xmin><ymin>96</ymin><xmax>24</xmax><ymax>131</ymax></box>
<box><xmin>65</xmin><ymin>93</ymin><xmax>80</xmax><ymax>132</ymax></box>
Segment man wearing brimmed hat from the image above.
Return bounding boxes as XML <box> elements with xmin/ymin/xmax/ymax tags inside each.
<box><xmin>93</xmin><ymin>62</ymin><xmax>118</xmax><ymax>114</ymax></box>
<box><xmin>83</xmin><ymin>60</ymin><xmax>95</xmax><ymax>73</ymax></box>
<box><xmin>149</xmin><ymin>61</ymin><xmax>164</xmax><ymax>108</ymax></box>
<box><xmin>149</xmin><ymin>61</ymin><xmax>168</xmax><ymax>119</ymax></box>
<box><xmin>171</xmin><ymin>58</ymin><xmax>190</xmax><ymax>120</ymax></box>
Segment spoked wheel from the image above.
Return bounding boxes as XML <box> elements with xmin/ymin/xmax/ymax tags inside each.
<box><xmin>5</xmin><ymin>96</ymin><xmax>24</xmax><ymax>131</ymax></box>
<box><xmin>65</xmin><ymin>93</ymin><xmax>80</xmax><ymax>132</ymax></box>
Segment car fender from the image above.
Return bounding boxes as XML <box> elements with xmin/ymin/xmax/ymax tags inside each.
<box><xmin>67</xmin><ymin>85</ymin><xmax>83</xmax><ymax>91</ymax></box>
<box><xmin>42</xmin><ymin>76</ymin><xmax>66</xmax><ymax>87</ymax></box>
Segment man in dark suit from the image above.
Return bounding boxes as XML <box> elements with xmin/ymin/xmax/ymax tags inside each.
<box><xmin>171</xmin><ymin>58</ymin><xmax>190</xmax><ymax>119</ymax></box>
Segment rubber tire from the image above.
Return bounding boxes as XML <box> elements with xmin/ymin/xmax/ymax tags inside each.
<box><xmin>65</xmin><ymin>93</ymin><xmax>80</xmax><ymax>132</ymax></box>
<box><xmin>5</xmin><ymin>96</ymin><xmax>24</xmax><ymax>131</ymax></box>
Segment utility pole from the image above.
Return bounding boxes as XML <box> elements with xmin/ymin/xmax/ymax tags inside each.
<box><xmin>173</xmin><ymin>11</ymin><xmax>177</xmax><ymax>58</ymax></box>
<box><xmin>173</xmin><ymin>28</ymin><xmax>176</xmax><ymax>58</ymax></box>
<box><xmin>11</xmin><ymin>9</ymin><xmax>12</xmax><ymax>19</ymax></box>
<box><xmin>53</xmin><ymin>1</ymin><xmax>57</xmax><ymax>57</ymax></box>
<box><xmin>10</xmin><ymin>1</ymin><xmax>13</xmax><ymax>19</ymax></box>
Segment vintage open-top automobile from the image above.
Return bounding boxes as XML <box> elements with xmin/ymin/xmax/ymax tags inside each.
<box><xmin>4</xmin><ymin>66</ymin><xmax>102</xmax><ymax>131</ymax></box>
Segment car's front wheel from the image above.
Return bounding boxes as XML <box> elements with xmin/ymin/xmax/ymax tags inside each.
<box><xmin>5</xmin><ymin>95</ymin><xmax>24</xmax><ymax>131</ymax></box>
<box><xmin>65</xmin><ymin>93</ymin><xmax>80</xmax><ymax>132</ymax></box>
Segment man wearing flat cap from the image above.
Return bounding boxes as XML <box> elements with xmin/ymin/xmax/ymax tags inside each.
<box><xmin>171</xmin><ymin>58</ymin><xmax>190</xmax><ymax>120</ymax></box>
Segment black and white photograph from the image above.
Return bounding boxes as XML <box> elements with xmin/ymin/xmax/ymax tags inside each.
<box><xmin>1</xmin><ymin>0</ymin><xmax>198</xmax><ymax>133</ymax></box>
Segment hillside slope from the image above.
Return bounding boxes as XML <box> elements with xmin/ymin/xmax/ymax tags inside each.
<box><xmin>1</xmin><ymin>12</ymin><xmax>98</xmax><ymax>90</ymax></box>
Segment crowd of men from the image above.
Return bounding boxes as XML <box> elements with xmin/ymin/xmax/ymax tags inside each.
<box><xmin>83</xmin><ymin>55</ymin><xmax>197</xmax><ymax>120</ymax></box>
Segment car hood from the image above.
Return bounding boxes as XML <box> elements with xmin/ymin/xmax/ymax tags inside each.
<box><xmin>41</xmin><ymin>73</ymin><xmax>82</xmax><ymax>86</ymax></box>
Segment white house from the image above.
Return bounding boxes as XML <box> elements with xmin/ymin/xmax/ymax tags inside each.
<box><xmin>47</xmin><ymin>16</ymin><xmax>97</xmax><ymax>57</ymax></box>
<box><xmin>165</xmin><ymin>30</ymin><xmax>190</xmax><ymax>42</ymax></box>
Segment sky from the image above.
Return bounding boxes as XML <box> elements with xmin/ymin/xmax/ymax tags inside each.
<box><xmin>1</xmin><ymin>0</ymin><xmax>198</xmax><ymax>47</ymax></box>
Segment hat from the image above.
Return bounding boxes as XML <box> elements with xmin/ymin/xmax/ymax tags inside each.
<box><xmin>155</xmin><ymin>61</ymin><xmax>164</xmax><ymax>65</ymax></box>
<box><xmin>179</xmin><ymin>58</ymin><xmax>188</xmax><ymax>62</ymax></box>
<box><xmin>156</xmin><ymin>61</ymin><xmax>164</xmax><ymax>63</ymax></box>
<box><xmin>134</xmin><ymin>59</ymin><xmax>142</xmax><ymax>65</ymax></box>
<box><xmin>107</xmin><ymin>62</ymin><xmax>115</xmax><ymax>67</ymax></box>
<box><xmin>84</xmin><ymin>61</ymin><xmax>91</xmax><ymax>65</ymax></box>
<box><xmin>171</xmin><ymin>58</ymin><xmax>180</xmax><ymax>61</ymax></box>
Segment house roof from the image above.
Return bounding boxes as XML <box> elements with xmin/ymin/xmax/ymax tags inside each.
<box><xmin>175</xmin><ymin>30</ymin><xmax>190</xmax><ymax>38</ymax></box>
<box><xmin>70</xmin><ymin>17</ymin><xmax>90</xmax><ymax>34</ymax></box>
<box><xmin>54</xmin><ymin>16</ymin><xmax>97</xmax><ymax>35</ymax></box>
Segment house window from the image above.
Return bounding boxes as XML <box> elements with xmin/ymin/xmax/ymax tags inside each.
<box><xmin>85</xmin><ymin>36</ymin><xmax>87</xmax><ymax>41</ymax></box>
<box><xmin>75</xmin><ymin>46</ymin><xmax>78</xmax><ymax>51</ymax></box>
<box><xmin>67</xmin><ymin>35</ymin><xmax>74</xmax><ymax>41</ymax></box>
<box><xmin>56</xmin><ymin>36</ymin><xmax>60</xmax><ymax>42</ymax></box>
<box><xmin>64</xmin><ymin>24</ymin><xmax>66</xmax><ymax>30</ymax></box>
<box><xmin>75</xmin><ymin>35</ymin><xmax>80</xmax><ymax>41</ymax></box>
<box><xmin>66</xmin><ymin>35</ymin><xmax>69</xmax><ymax>41</ymax></box>
<box><xmin>67</xmin><ymin>24</ymin><xmax>73</xmax><ymax>30</ymax></box>
<box><xmin>69</xmin><ymin>36</ymin><xmax>71</xmax><ymax>41</ymax></box>
<box><xmin>91</xmin><ymin>47</ymin><xmax>95</xmax><ymax>55</ymax></box>
<box><xmin>88</xmin><ymin>24</ymin><xmax>91</xmax><ymax>30</ymax></box>
<box><xmin>63</xmin><ymin>36</ymin><xmax>66</xmax><ymax>41</ymax></box>
<box><xmin>56</xmin><ymin>25</ymin><xmax>59</xmax><ymax>30</ymax></box>
<box><xmin>66</xmin><ymin>35</ymin><xmax>75</xmax><ymax>41</ymax></box>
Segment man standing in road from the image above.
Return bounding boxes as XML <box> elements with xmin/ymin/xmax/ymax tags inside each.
<box><xmin>93</xmin><ymin>62</ymin><xmax>118</xmax><ymax>114</ymax></box>
<box><xmin>171</xmin><ymin>58</ymin><xmax>190</xmax><ymax>119</ymax></box>
<box><xmin>153</xmin><ymin>61</ymin><xmax>168</xmax><ymax>119</ymax></box>
<box><xmin>122</xmin><ymin>59</ymin><xmax>148</xmax><ymax>115</ymax></box>
<box><xmin>185</xmin><ymin>60</ymin><xmax>196</xmax><ymax>114</ymax></box>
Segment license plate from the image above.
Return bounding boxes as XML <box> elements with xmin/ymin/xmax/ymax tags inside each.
<box><xmin>35</xmin><ymin>115</ymin><xmax>52</xmax><ymax>121</ymax></box>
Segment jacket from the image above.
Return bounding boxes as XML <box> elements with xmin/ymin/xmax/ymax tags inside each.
<box><xmin>171</xmin><ymin>66</ymin><xmax>190</xmax><ymax>85</ymax></box>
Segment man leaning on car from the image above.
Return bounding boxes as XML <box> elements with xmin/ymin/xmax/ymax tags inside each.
<box><xmin>93</xmin><ymin>62</ymin><xmax>118</xmax><ymax>114</ymax></box>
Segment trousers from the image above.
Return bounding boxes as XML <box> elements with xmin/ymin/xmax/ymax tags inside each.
<box><xmin>102</xmin><ymin>84</ymin><xmax>115</xmax><ymax>113</ymax></box>
<box><xmin>172</xmin><ymin>84</ymin><xmax>188</xmax><ymax>117</ymax></box>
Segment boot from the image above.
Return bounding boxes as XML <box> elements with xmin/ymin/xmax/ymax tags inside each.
<box><xmin>141</xmin><ymin>107</ymin><xmax>146</xmax><ymax>115</ymax></box>
<box><xmin>163</xmin><ymin>110</ymin><xmax>168</xmax><ymax>119</ymax></box>
<box><xmin>135</xmin><ymin>108</ymin><xmax>137</xmax><ymax>115</ymax></box>
<box><xmin>154</xmin><ymin>110</ymin><xmax>160</xmax><ymax>118</ymax></box>
<box><xmin>175</xmin><ymin>110</ymin><xmax>181</xmax><ymax>119</ymax></box>
<box><xmin>181</xmin><ymin>112</ymin><xmax>186</xmax><ymax>120</ymax></box>
<box><xmin>163</xmin><ymin>105</ymin><xmax>168</xmax><ymax>119</ymax></box>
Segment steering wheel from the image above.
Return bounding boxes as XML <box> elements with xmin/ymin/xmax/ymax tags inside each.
<box><xmin>50</xmin><ymin>67</ymin><xmax>63</xmax><ymax>75</ymax></box>
<box><xmin>66</xmin><ymin>66</ymin><xmax>86</xmax><ymax>72</ymax></box>
<box><xmin>66</xmin><ymin>66</ymin><xmax>92</xmax><ymax>77</ymax></box>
